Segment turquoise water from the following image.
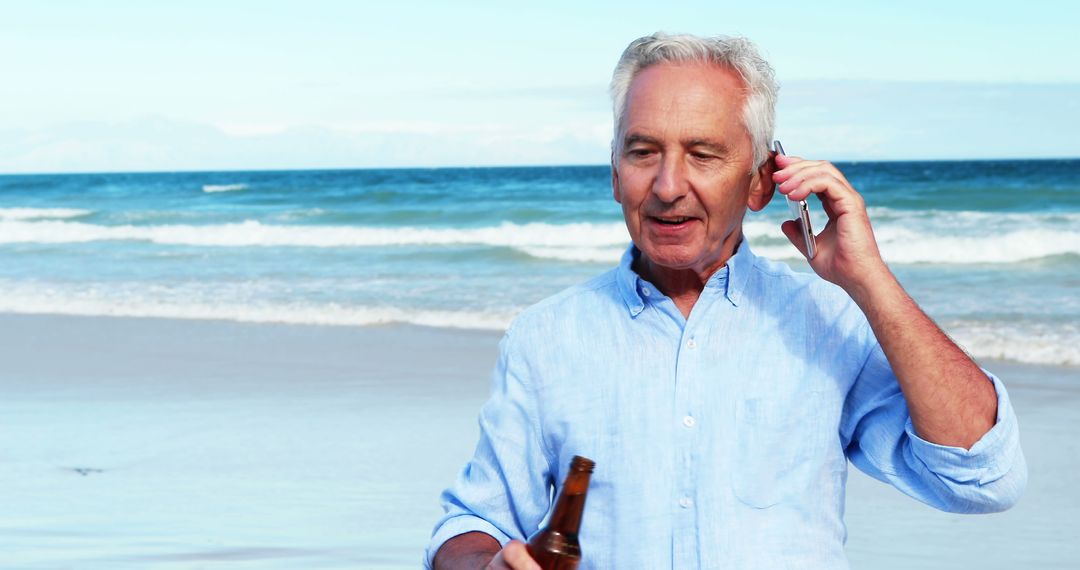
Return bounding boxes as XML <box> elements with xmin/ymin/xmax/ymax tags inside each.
<box><xmin>0</xmin><ymin>160</ymin><xmax>1077</xmax><ymax>365</ymax></box>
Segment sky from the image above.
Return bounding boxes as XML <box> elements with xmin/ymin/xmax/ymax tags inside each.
<box><xmin>1</xmin><ymin>0</ymin><xmax>1078</xmax><ymax>173</ymax></box>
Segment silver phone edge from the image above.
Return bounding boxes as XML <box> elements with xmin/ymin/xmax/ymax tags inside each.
<box><xmin>798</xmin><ymin>202</ymin><xmax>816</xmax><ymax>259</ymax></box>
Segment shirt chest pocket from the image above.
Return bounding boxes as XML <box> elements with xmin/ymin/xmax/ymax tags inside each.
<box><xmin>732</xmin><ymin>391</ymin><xmax>834</xmax><ymax>509</ymax></box>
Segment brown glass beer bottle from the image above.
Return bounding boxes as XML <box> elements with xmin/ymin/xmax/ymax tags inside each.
<box><xmin>526</xmin><ymin>455</ymin><xmax>595</xmax><ymax>570</ymax></box>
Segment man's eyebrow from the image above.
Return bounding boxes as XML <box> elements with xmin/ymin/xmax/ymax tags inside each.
<box><xmin>622</xmin><ymin>134</ymin><xmax>733</xmax><ymax>156</ymax></box>
<box><xmin>685</xmin><ymin>138</ymin><xmax>732</xmax><ymax>155</ymax></box>
<box><xmin>622</xmin><ymin>133</ymin><xmax>660</xmax><ymax>148</ymax></box>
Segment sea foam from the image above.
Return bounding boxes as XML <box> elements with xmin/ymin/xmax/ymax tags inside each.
<box><xmin>947</xmin><ymin>319</ymin><xmax>1080</xmax><ymax>367</ymax></box>
<box><xmin>0</xmin><ymin>208</ymin><xmax>92</xmax><ymax>221</ymax></box>
<box><xmin>743</xmin><ymin>213</ymin><xmax>1080</xmax><ymax>264</ymax></box>
<box><xmin>202</xmin><ymin>183</ymin><xmax>248</xmax><ymax>193</ymax></box>
<box><xmin>1</xmin><ymin>216</ymin><xmax>1077</xmax><ymax>264</ymax></box>
<box><xmin>0</xmin><ymin>288</ymin><xmax>513</xmax><ymax>331</ymax></box>
<box><xmin>0</xmin><ymin>281</ymin><xmax>1075</xmax><ymax>365</ymax></box>
<box><xmin>0</xmin><ymin>220</ymin><xmax>631</xmax><ymax>249</ymax></box>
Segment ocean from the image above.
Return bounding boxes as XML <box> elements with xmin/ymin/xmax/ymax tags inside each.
<box><xmin>3</xmin><ymin>161</ymin><xmax>1079</xmax><ymax>569</ymax></box>
<box><xmin>1</xmin><ymin>159</ymin><xmax>1077</xmax><ymax>367</ymax></box>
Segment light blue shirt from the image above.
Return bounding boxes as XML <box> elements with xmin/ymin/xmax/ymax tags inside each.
<box><xmin>426</xmin><ymin>241</ymin><xmax>1026</xmax><ymax>569</ymax></box>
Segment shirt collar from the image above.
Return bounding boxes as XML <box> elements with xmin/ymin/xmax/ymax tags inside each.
<box><xmin>616</xmin><ymin>239</ymin><xmax>758</xmax><ymax>318</ymax></box>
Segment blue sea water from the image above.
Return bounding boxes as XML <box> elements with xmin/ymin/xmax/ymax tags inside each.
<box><xmin>0</xmin><ymin>160</ymin><xmax>1077</xmax><ymax>366</ymax></box>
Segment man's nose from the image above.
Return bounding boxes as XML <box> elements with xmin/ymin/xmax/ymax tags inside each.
<box><xmin>652</xmin><ymin>154</ymin><xmax>689</xmax><ymax>202</ymax></box>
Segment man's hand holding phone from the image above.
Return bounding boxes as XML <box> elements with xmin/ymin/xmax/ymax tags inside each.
<box><xmin>771</xmin><ymin>143</ymin><xmax>890</xmax><ymax>297</ymax></box>
<box><xmin>773</xmin><ymin>141</ymin><xmax>817</xmax><ymax>260</ymax></box>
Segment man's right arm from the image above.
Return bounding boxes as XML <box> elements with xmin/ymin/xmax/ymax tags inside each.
<box><xmin>432</xmin><ymin>532</ymin><xmax>499</xmax><ymax>569</ymax></box>
<box><xmin>433</xmin><ymin>533</ymin><xmax>540</xmax><ymax>570</ymax></box>
<box><xmin>425</xmin><ymin>327</ymin><xmax>553</xmax><ymax>568</ymax></box>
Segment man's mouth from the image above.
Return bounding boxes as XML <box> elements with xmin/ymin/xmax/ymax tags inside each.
<box><xmin>651</xmin><ymin>216</ymin><xmax>694</xmax><ymax>225</ymax></box>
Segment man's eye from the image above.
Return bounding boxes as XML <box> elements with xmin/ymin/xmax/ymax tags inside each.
<box><xmin>692</xmin><ymin>153</ymin><xmax>716</xmax><ymax>161</ymax></box>
<box><xmin>628</xmin><ymin>149</ymin><xmax>654</xmax><ymax>158</ymax></box>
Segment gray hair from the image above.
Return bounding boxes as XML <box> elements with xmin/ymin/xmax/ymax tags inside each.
<box><xmin>610</xmin><ymin>32</ymin><xmax>778</xmax><ymax>168</ymax></box>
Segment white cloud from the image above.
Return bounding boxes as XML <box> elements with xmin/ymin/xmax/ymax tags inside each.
<box><xmin>0</xmin><ymin>117</ymin><xmax>614</xmax><ymax>173</ymax></box>
<box><xmin>778</xmin><ymin>80</ymin><xmax>1080</xmax><ymax>161</ymax></box>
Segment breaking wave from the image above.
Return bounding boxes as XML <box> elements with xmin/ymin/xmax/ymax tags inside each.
<box><xmin>0</xmin><ymin>215</ymin><xmax>1077</xmax><ymax>265</ymax></box>
<box><xmin>0</xmin><ymin>208</ymin><xmax>93</xmax><ymax>221</ymax></box>
<box><xmin>202</xmin><ymin>183</ymin><xmax>248</xmax><ymax>193</ymax></box>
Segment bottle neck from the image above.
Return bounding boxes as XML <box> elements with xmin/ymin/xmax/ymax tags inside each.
<box><xmin>547</xmin><ymin>468</ymin><xmax>592</xmax><ymax>536</ymax></box>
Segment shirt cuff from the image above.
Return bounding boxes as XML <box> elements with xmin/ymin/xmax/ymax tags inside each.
<box><xmin>904</xmin><ymin>371</ymin><xmax>1020</xmax><ymax>486</ymax></box>
<box><xmin>424</xmin><ymin>514</ymin><xmax>513</xmax><ymax>569</ymax></box>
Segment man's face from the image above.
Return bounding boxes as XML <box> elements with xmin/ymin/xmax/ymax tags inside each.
<box><xmin>612</xmin><ymin>62</ymin><xmax>773</xmax><ymax>277</ymax></box>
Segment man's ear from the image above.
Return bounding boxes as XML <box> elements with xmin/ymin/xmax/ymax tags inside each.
<box><xmin>611</xmin><ymin>152</ymin><xmax>622</xmax><ymax>204</ymax></box>
<box><xmin>747</xmin><ymin>150</ymin><xmax>777</xmax><ymax>212</ymax></box>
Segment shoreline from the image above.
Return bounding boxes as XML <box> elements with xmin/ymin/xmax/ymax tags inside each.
<box><xmin>2</xmin><ymin>310</ymin><xmax>1075</xmax><ymax>375</ymax></box>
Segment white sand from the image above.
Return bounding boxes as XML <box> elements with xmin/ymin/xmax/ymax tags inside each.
<box><xmin>1</xmin><ymin>315</ymin><xmax>498</xmax><ymax>569</ymax></box>
<box><xmin>1</xmin><ymin>314</ymin><xmax>1075</xmax><ymax>568</ymax></box>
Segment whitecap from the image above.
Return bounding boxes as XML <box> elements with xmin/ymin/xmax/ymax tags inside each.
<box><xmin>202</xmin><ymin>183</ymin><xmax>248</xmax><ymax>193</ymax></box>
<box><xmin>0</xmin><ymin>208</ymin><xmax>93</xmax><ymax>221</ymax></box>
<box><xmin>0</xmin><ymin>216</ymin><xmax>1076</xmax><ymax>265</ymax></box>
<box><xmin>0</xmin><ymin>285</ymin><xmax>513</xmax><ymax>331</ymax></box>
<box><xmin>946</xmin><ymin>320</ymin><xmax>1080</xmax><ymax>367</ymax></box>
<box><xmin>516</xmin><ymin>246</ymin><xmax>626</xmax><ymax>264</ymax></box>
<box><xmin>0</xmin><ymin>220</ymin><xmax>632</xmax><ymax>249</ymax></box>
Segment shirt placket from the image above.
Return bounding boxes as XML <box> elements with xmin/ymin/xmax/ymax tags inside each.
<box><xmin>672</xmin><ymin>298</ymin><xmax>706</xmax><ymax>567</ymax></box>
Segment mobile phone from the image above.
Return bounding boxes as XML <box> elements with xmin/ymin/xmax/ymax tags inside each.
<box><xmin>773</xmin><ymin>140</ymin><xmax>817</xmax><ymax>259</ymax></box>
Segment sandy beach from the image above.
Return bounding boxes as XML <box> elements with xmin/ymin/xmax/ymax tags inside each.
<box><xmin>2</xmin><ymin>313</ymin><xmax>1077</xmax><ymax>568</ymax></box>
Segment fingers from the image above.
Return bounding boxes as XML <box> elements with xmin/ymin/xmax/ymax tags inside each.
<box><xmin>487</xmin><ymin>540</ymin><xmax>541</xmax><ymax>570</ymax></box>
<box><xmin>773</xmin><ymin>154</ymin><xmax>825</xmax><ymax>176</ymax></box>
<box><xmin>779</xmin><ymin>171</ymin><xmax>844</xmax><ymax>201</ymax></box>
<box><xmin>773</xmin><ymin>160</ymin><xmax>864</xmax><ymax>217</ymax></box>
<box><xmin>774</xmin><ymin>157</ymin><xmax>852</xmax><ymax>189</ymax></box>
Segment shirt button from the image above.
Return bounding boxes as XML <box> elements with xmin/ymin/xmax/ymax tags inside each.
<box><xmin>679</xmin><ymin>497</ymin><xmax>693</xmax><ymax>508</ymax></box>
<box><xmin>686</xmin><ymin>339</ymin><xmax>696</xmax><ymax>349</ymax></box>
<box><xmin>682</xmin><ymin>415</ymin><xmax>696</xmax><ymax>428</ymax></box>
<box><xmin>642</xmin><ymin>287</ymin><xmax>651</xmax><ymax>297</ymax></box>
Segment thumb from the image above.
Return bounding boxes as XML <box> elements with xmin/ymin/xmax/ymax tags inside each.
<box><xmin>781</xmin><ymin>219</ymin><xmax>808</xmax><ymax>259</ymax></box>
<box><xmin>490</xmin><ymin>540</ymin><xmax>541</xmax><ymax>570</ymax></box>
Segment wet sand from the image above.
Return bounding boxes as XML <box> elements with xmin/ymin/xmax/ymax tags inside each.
<box><xmin>1</xmin><ymin>314</ymin><xmax>1075</xmax><ymax>568</ymax></box>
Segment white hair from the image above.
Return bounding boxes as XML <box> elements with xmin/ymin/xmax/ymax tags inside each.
<box><xmin>610</xmin><ymin>32</ymin><xmax>778</xmax><ymax>168</ymax></box>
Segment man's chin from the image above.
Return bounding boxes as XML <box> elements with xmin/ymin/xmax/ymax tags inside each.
<box><xmin>638</xmin><ymin>244</ymin><xmax>702</xmax><ymax>272</ymax></box>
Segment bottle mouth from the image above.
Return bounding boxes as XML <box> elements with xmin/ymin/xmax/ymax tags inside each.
<box><xmin>570</xmin><ymin>455</ymin><xmax>595</xmax><ymax>472</ymax></box>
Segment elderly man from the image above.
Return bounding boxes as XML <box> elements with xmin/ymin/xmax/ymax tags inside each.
<box><xmin>427</xmin><ymin>33</ymin><xmax>1025</xmax><ymax>569</ymax></box>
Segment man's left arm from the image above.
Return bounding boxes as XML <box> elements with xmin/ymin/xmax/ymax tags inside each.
<box><xmin>774</xmin><ymin>154</ymin><xmax>998</xmax><ymax>447</ymax></box>
<box><xmin>773</xmin><ymin>155</ymin><xmax>1026</xmax><ymax>509</ymax></box>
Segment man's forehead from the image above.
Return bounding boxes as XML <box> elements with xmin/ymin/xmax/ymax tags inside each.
<box><xmin>623</xmin><ymin>63</ymin><xmax>747</xmax><ymax>123</ymax></box>
<box><xmin>627</xmin><ymin>61</ymin><xmax>748</xmax><ymax>104</ymax></box>
<box><xmin>621</xmin><ymin>63</ymin><xmax>748</xmax><ymax>140</ymax></box>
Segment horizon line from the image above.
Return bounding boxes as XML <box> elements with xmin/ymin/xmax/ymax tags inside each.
<box><xmin>2</xmin><ymin>155</ymin><xmax>1079</xmax><ymax>177</ymax></box>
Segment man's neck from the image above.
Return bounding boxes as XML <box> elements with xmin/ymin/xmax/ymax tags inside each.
<box><xmin>633</xmin><ymin>236</ymin><xmax>742</xmax><ymax>319</ymax></box>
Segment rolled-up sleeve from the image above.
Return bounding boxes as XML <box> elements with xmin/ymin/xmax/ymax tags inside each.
<box><xmin>842</xmin><ymin>343</ymin><xmax>1027</xmax><ymax>514</ymax></box>
<box><xmin>424</xmin><ymin>329</ymin><xmax>554</xmax><ymax>568</ymax></box>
